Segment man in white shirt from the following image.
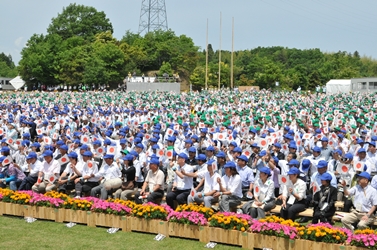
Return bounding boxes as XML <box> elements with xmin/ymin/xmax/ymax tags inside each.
<box><xmin>90</xmin><ymin>154</ymin><xmax>122</xmax><ymax>199</ymax></box>
<box><xmin>19</xmin><ymin>152</ymin><xmax>43</xmax><ymax>190</ymax></box>
<box><xmin>32</xmin><ymin>150</ymin><xmax>60</xmax><ymax>193</ymax></box>
<box><xmin>166</xmin><ymin>153</ymin><xmax>194</xmax><ymax>209</ymax></box>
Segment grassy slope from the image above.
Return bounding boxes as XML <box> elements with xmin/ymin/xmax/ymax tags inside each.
<box><xmin>0</xmin><ymin>216</ymin><xmax>240</xmax><ymax>250</ymax></box>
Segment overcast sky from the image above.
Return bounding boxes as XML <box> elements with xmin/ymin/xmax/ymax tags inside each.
<box><xmin>1</xmin><ymin>0</ymin><xmax>376</xmax><ymax>65</ymax></box>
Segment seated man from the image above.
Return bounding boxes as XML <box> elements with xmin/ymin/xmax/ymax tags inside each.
<box><xmin>341</xmin><ymin>172</ymin><xmax>377</xmax><ymax>230</ymax></box>
<box><xmin>135</xmin><ymin>157</ymin><xmax>165</xmax><ymax>204</ymax></box>
<box><xmin>19</xmin><ymin>152</ymin><xmax>43</xmax><ymax>190</ymax></box>
<box><xmin>32</xmin><ymin>150</ymin><xmax>60</xmax><ymax>193</ymax></box>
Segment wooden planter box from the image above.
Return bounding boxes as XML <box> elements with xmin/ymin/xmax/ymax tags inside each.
<box><xmin>290</xmin><ymin>239</ymin><xmax>354</xmax><ymax>250</ymax></box>
<box><xmin>130</xmin><ymin>217</ymin><xmax>168</xmax><ymax>236</ymax></box>
<box><xmin>93</xmin><ymin>213</ymin><xmax>123</xmax><ymax>228</ymax></box>
<box><xmin>57</xmin><ymin>209</ymin><xmax>91</xmax><ymax>224</ymax></box>
<box><xmin>253</xmin><ymin>234</ymin><xmax>296</xmax><ymax>250</ymax></box>
<box><xmin>29</xmin><ymin>206</ymin><xmax>57</xmax><ymax>221</ymax></box>
<box><xmin>168</xmin><ymin>223</ymin><xmax>200</xmax><ymax>239</ymax></box>
<box><xmin>2</xmin><ymin>203</ymin><xmax>27</xmax><ymax>217</ymax></box>
<box><xmin>206</xmin><ymin>226</ymin><xmax>248</xmax><ymax>247</ymax></box>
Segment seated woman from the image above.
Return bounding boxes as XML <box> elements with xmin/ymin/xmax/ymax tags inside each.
<box><xmin>187</xmin><ymin>159</ymin><xmax>221</xmax><ymax>207</ymax></box>
<box><xmin>280</xmin><ymin>167</ymin><xmax>307</xmax><ymax>221</ymax></box>
<box><xmin>74</xmin><ymin>151</ymin><xmax>99</xmax><ymax>198</ymax></box>
<box><xmin>58</xmin><ymin>152</ymin><xmax>82</xmax><ymax>194</ymax></box>
<box><xmin>217</xmin><ymin>161</ymin><xmax>242</xmax><ymax>212</ymax></box>
<box><xmin>312</xmin><ymin>172</ymin><xmax>337</xmax><ymax>223</ymax></box>
<box><xmin>114</xmin><ymin>154</ymin><xmax>136</xmax><ymax>200</ymax></box>
<box><xmin>0</xmin><ymin>156</ymin><xmax>26</xmax><ymax>191</ymax></box>
<box><xmin>246</xmin><ymin>167</ymin><xmax>276</xmax><ymax>219</ymax></box>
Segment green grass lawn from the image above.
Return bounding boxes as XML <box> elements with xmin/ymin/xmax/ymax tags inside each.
<box><xmin>0</xmin><ymin>216</ymin><xmax>241</xmax><ymax>250</ymax></box>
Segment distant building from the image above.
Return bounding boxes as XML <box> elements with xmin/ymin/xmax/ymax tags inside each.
<box><xmin>0</xmin><ymin>77</ymin><xmax>15</xmax><ymax>90</ymax></box>
<box><xmin>326</xmin><ymin>77</ymin><xmax>377</xmax><ymax>94</ymax></box>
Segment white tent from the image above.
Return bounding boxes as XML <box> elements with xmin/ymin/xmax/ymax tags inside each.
<box><xmin>325</xmin><ymin>79</ymin><xmax>351</xmax><ymax>94</ymax></box>
<box><xmin>9</xmin><ymin>76</ymin><xmax>25</xmax><ymax>90</ymax></box>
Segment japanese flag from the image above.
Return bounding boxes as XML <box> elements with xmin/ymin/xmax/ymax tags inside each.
<box><xmin>243</xmin><ymin>148</ymin><xmax>252</xmax><ymax>158</ymax></box>
<box><xmin>311</xmin><ymin>181</ymin><xmax>320</xmax><ymax>195</ymax></box>
<box><xmin>96</xmin><ymin>147</ymin><xmax>104</xmax><ymax>155</ymax></box>
<box><xmin>302</xmin><ymin>133</ymin><xmax>312</xmax><ymax>140</ymax></box>
<box><xmin>44</xmin><ymin>136</ymin><xmax>52</xmax><ymax>145</ymax></box>
<box><xmin>279</xmin><ymin>175</ymin><xmax>289</xmax><ymax>185</ymax></box>
<box><xmin>36</xmin><ymin>128</ymin><xmax>44</xmax><ymax>135</ymax></box>
<box><xmin>266</xmin><ymin>136</ymin><xmax>273</xmax><ymax>145</ymax></box>
<box><xmin>157</xmin><ymin>149</ymin><xmax>165</xmax><ymax>158</ymax></box>
<box><xmin>86</xmin><ymin>161</ymin><xmax>94</xmax><ymax>169</ymax></box>
<box><xmin>190</xmin><ymin>187</ymin><xmax>197</xmax><ymax>198</ymax></box>
<box><xmin>37</xmin><ymin>176</ymin><xmax>43</xmax><ymax>184</ymax></box>
<box><xmin>166</xmin><ymin>128</ymin><xmax>174</xmax><ymax>136</ymax></box>
<box><xmin>58</xmin><ymin>154</ymin><xmax>69</xmax><ymax>165</ymax></box>
<box><xmin>254</xmin><ymin>185</ymin><xmax>260</xmax><ymax>197</ymax></box>
<box><xmin>271</xmin><ymin>132</ymin><xmax>278</xmax><ymax>139</ymax></box>
<box><xmin>2</xmin><ymin>156</ymin><xmax>12</xmax><ymax>166</ymax></box>
<box><xmin>143</xmin><ymin>123</ymin><xmax>148</xmax><ymax>130</ymax></box>
<box><xmin>6</xmin><ymin>138</ymin><xmax>14</xmax><ymax>145</ymax></box>
<box><xmin>91</xmin><ymin>117</ymin><xmax>97</xmax><ymax>124</ymax></box>
<box><xmin>353</xmin><ymin>160</ymin><xmax>364</xmax><ymax>171</ymax></box>
<box><xmin>59</xmin><ymin>119</ymin><xmax>65</xmax><ymax>127</ymax></box>
<box><xmin>0</xmin><ymin>128</ymin><xmax>3</xmax><ymax>136</ymax></box>
<box><xmin>66</xmin><ymin>128</ymin><xmax>71</xmax><ymax>136</ymax></box>
<box><xmin>258</xmin><ymin>138</ymin><xmax>268</xmax><ymax>148</ymax></box>
<box><xmin>165</xmin><ymin>149</ymin><xmax>173</xmax><ymax>159</ymax></box>
<box><xmin>174</xmin><ymin>124</ymin><xmax>180</xmax><ymax>131</ymax></box>
<box><xmin>350</xmin><ymin>134</ymin><xmax>358</xmax><ymax>141</ymax></box>
<box><xmin>209</xmin><ymin>127</ymin><xmax>216</xmax><ymax>133</ymax></box>
<box><xmin>107</xmin><ymin>146</ymin><xmax>117</xmax><ymax>155</ymax></box>
<box><xmin>15</xmin><ymin>139</ymin><xmax>22</xmax><ymax>146</ymax></box>
<box><xmin>48</xmin><ymin>175</ymin><xmax>57</xmax><ymax>184</ymax></box>
<box><xmin>52</xmin><ymin>133</ymin><xmax>59</xmax><ymax>140</ymax></box>
<box><xmin>372</xmin><ymin>124</ymin><xmax>377</xmax><ymax>135</ymax></box>
<box><xmin>217</xmin><ymin>133</ymin><xmax>227</xmax><ymax>141</ymax></box>
<box><xmin>198</xmin><ymin>122</ymin><xmax>205</xmax><ymax>129</ymax></box>
<box><xmin>337</xmin><ymin>164</ymin><xmax>349</xmax><ymax>175</ymax></box>
<box><xmin>81</xmin><ymin>135</ymin><xmax>90</xmax><ymax>144</ymax></box>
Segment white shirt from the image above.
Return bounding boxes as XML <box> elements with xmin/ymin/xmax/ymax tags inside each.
<box><xmin>202</xmin><ymin>172</ymin><xmax>220</xmax><ymax>193</ymax></box>
<box><xmin>221</xmin><ymin>174</ymin><xmax>243</xmax><ymax>198</ymax></box>
<box><xmin>94</xmin><ymin>162</ymin><xmax>121</xmax><ymax>180</ymax></box>
<box><xmin>254</xmin><ymin>177</ymin><xmax>275</xmax><ymax>202</ymax></box>
<box><xmin>81</xmin><ymin>161</ymin><xmax>99</xmax><ymax>182</ymax></box>
<box><xmin>23</xmin><ymin>160</ymin><xmax>43</xmax><ymax>177</ymax></box>
<box><xmin>282</xmin><ymin>178</ymin><xmax>307</xmax><ymax>201</ymax></box>
<box><xmin>174</xmin><ymin>164</ymin><xmax>193</xmax><ymax>190</ymax></box>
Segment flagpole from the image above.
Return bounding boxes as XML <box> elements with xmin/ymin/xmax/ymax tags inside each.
<box><xmin>218</xmin><ymin>12</ymin><xmax>222</xmax><ymax>90</ymax></box>
<box><xmin>231</xmin><ymin>17</ymin><xmax>234</xmax><ymax>89</ymax></box>
<box><xmin>205</xmin><ymin>19</ymin><xmax>208</xmax><ymax>90</ymax></box>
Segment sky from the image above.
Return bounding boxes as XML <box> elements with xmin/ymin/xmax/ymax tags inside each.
<box><xmin>1</xmin><ymin>0</ymin><xmax>376</xmax><ymax>65</ymax></box>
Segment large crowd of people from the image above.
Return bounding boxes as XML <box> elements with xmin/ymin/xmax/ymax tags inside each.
<box><xmin>0</xmin><ymin>89</ymin><xmax>377</xmax><ymax>230</ymax></box>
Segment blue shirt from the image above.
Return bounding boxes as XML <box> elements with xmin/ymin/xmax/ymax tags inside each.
<box><xmin>236</xmin><ymin>165</ymin><xmax>254</xmax><ymax>188</ymax></box>
<box><xmin>348</xmin><ymin>184</ymin><xmax>377</xmax><ymax>213</ymax></box>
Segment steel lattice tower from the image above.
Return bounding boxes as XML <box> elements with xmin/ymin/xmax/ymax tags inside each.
<box><xmin>138</xmin><ymin>0</ymin><xmax>168</xmax><ymax>34</ymax></box>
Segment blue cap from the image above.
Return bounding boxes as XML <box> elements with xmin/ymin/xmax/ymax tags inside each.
<box><xmin>288</xmin><ymin>143</ymin><xmax>297</xmax><ymax>149</ymax></box>
<box><xmin>206</xmin><ymin>159</ymin><xmax>216</xmax><ymax>166</ymax></box>
<box><xmin>273</xmin><ymin>143</ymin><xmax>281</xmax><ymax>148</ymax></box>
<box><xmin>26</xmin><ymin>152</ymin><xmax>38</xmax><ymax>160</ymax></box>
<box><xmin>103</xmin><ymin>154</ymin><xmax>114</xmax><ymax>159</ymax></box>
<box><xmin>152</xmin><ymin>144</ymin><xmax>160</xmax><ymax>150</ymax></box>
<box><xmin>224</xmin><ymin>161</ymin><xmax>237</xmax><ymax>169</ymax></box>
<box><xmin>135</xmin><ymin>143</ymin><xmax>144</xmax><ymax>150</ymax></box>
<box><xmin>233</xmin><ymin>147</ymin><xmax>243</xmax><ymax>153</ymax></box>
<box><xmin>258</xmin><ymin>150</ymin><xmax>267</xmax><ymax>157</ymax></box>
<box><xmin>216</xmin><ymin>151</ymin><xmax>226</xmax><ymax>158</ymax></box>
<box><xmin>357</xmin><ymin>172</ymin><xmax>371</xmax><ymax>180</ymax></box>
<box><xmin>317</xmin><ymin>160</ymin><xmax>328</xmax><ymax>169</ymax></box>
<box><xmin>206</xmin><ymin>146</ymin><xmax>215</xmax><ymax>151</ymax></box>
<box><xmin>333</xmin><ymin>149</ymin><xmax>342</xmax><ymax>155</ymax></box>
<box><xmin>42</xmin><ymin>150</ymin><xmax>53</xmax><ymax>157</ymax></box>
<box><xmin>344</xmin><ymin>153</ymin><xmax>353</xmax><ymax>160</ymax></box>
<box><xmin>200</xmin><ymin>128</ymin><xmax>208</xmax><ymax>133</ymax></box>
<box><xmin>123</xmin><ymin>154</ymin><xmax>134</xmax><ymax>161</ymax></box>
<box><xmin>120</xmin><ymin>139</ymin><xmax>127</xmax><ymax>144</ymax></box>
<box><xmin>251</xmin><ymin>143</ymin><xmax>260</xmax><ymax>148</ymax></box>
<box><xmin>184</xmin><ymin>139</ymin><xmax>193</xmax><ymax>144</ymax></box>
<box><xmin>313</xmin><ymin>146</ymin><xmax>321</xmax><ymax>152</ymax></box>
<box><xmin>259</xmin><ymin>166</ymin><xmax>271</xmax><ymax>175</ymax></box>
<box><xmin>358</xmin><ymin>148</ymin><xmax>366</xmax><ymax>153</ymax></box>
<box><xmin>56</xmin><ymin>140</ymin><xmax>65</xmax><ymax>146</ymax></box>
<box><xmin>31</xmin><ymin>142</ymin><xmax>41</xmax><ymax>148</ymax></box>
<box><xmin>150</xmin><ymin>137</ymin><xmax>158</xmax><ymax>143</ymax></box>
<box><xmin>369</xmin><ymin>141</ymin><xmax>376</xmax><ymax>147</ymax></box>
<box><xmin>288</xmin><ymin>159</ymin><xmax>300</xmax><ymax>166</ymax></box>
<box><xmin>92</xmin><ymin>140</ymin><xmax>101</xmax><ymax>146</ymax></box>
<box><xmin>321</xmin><ymin>137</ymin><xmax>329</xmax><ymax>142</ymax></box>
<box><xmin>149</xmin><ymin>158</ymin><xmax>159</xmax><ymax>165</ymax></box>
<box><xmin>82</xmin><ymin>151</ymin><xmax>93</xmax><ymax>157</ymax></box>
<box><xmin>129</xmin><ymin>151</ymin><xmax>139</xmax><ymax>157</ymax></box>
<box><xmin>188</xmin><ymin>147</ymin><xmax>196</xmax><ymax>153</ymax></box>
<box><xmin>357</xmin><ymin>138</ymin><xmax>364</xmax><ymax>144</ymax></box>
<box><xmin>178</xmin><ymin>153</ymin><xmax>188</xmax><ymax>160</ymax></box>
<box><xmin>237</xmin><ymin>155</ymin><xmax>249</xmax><ymax>162</ymax></box>
<box><xmin>287</xmin><ymin>167</ymin><xmax>300</xmax><ymax>175</ymax></box>
<box><xmin>195</xmin><ymin>154</ymin><xmax>207</xmax><ymax>161</ymax></box>
<box><xmin>338</xmin><ymin>133</ymin><xmax>344</xmax><ymax>139</ymax></box>
<box><xmin>80</xmin><ymin>144</ymin><xmax>89</xmax><ymax>150</ymax></box>
<box><xmin>73</xmin><ymin>139</ymin><xmax>81</xmax><ymax>144</ymax></box>
<box><xmin>166</xmin><ymin>136</ymin><xmax>176</xmax><ymax>142</ymax></box>
<box><xmin>301</xmin><ymin>159</ymin><xmax>311</xmax><ymax>171</ymax></box>
<box><xmin>104</xmin><ymin>139</ymin><xmax>112</xmax><ymax>145</ymax></box>
<box><xmin>320</xmin><ymin>172</ymin><xmax>332</xmax><ymax>181</ymax></box>
<box><xmin>60</xmin><ymin>145</ymin><xmax>69</xmax><ymax>151</ymax></box>
<box><xmin>68</xmin><ymin>152</ymin><xmax>78</xmax><ymax>158</ymax></box>
<box><xmin>0</xmin><ymin>147</ymin><xmax>10</xmax><ymax>152</ymax></box>
<box><xmin>229</xmin><ymin>141</ymin><xmax>237</xmax><ymax>147</ymax></box>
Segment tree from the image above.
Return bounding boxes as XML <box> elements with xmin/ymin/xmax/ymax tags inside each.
<box><xmin>47</xmin><ymin>3</ymin><xmax>113</xmax><ymax>40</ymax></box>
<box><xmin>0</xmin><ymin>53</ymin><xmax>17</xmax><ymax>77</ymax></box>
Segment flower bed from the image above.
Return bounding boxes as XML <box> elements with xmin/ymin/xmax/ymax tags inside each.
<box><xmin>0</xmin><ymin>188</ymin><xmax>373</xmax><ymax>249</ymax></box>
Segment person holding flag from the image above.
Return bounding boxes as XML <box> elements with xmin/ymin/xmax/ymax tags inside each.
<box><xmin>312</xmin><ymin>172</ymin><xmax>337</xmax><ymax>223</ymax></box>
<box><xmin>32</xmin><ymin>150</ymin><xmax>60</xmax><ymax>193</ymax></box>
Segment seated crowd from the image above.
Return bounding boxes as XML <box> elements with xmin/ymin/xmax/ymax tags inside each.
<box><xmin>0</xmin><ymin>90</ymin><xmax>377</xmax><ymax>231</ymax></box>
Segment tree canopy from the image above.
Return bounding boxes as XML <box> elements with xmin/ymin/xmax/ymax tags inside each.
<box><xmin>0</xmin><ymin>53</ymin><xmax>17</xmax><ymax>77</ymax></box>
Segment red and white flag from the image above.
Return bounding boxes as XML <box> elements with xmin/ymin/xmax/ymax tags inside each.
<box><xmin>107</xmin><ymin>146</ymin><xmax>117</xmax><ymax>155</ymax></box>
<box><xmin>81</xmin><ymin>135</ymin><xmax>90</xmax><ymax>144</ymax></box>
<box><xmin>96</xmin><ymin>147</ymin><xmax>105</xmax><ymax>155</ymax></box>
<box><xmin>2</xmin><ymin>156</ymin><xmax>12</xmax><ymax>166</ymax></box>
<box><xmin>165</xmin><ymin>149</ymin><xmax>173</xmax><ymax>159</ymax></box>
<box><xmin>58</xmin><ymin>154</ymin><xmax>69</xmax><ymax>165</ymax></box>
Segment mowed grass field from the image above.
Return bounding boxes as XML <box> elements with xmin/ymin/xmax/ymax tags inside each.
<box><xmin>0</xmin><ymin>216</ymin><xmax>241</xmax><ymax>250</ymax></box>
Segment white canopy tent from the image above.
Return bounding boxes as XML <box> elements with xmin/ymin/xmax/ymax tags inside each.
<box><xmin>9</xmin><ymin>76</ymin><xmax>25</xmax><ymax>90</ymax></box>
<box><xmin>325</xmin><ymin>79</ymin><xmax>351</xmax><ymax>94</ymax></box>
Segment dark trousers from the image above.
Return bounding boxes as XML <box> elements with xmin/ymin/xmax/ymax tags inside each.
<box><xmin>75</xmin><ymin>181</ymin><xmax>99</xmax><ymax>196</ymax></box>
<box><xmin>58</xmin><ymin>180</ymin><xmax>75</xmax><ymax>193</ymax></box>
<box><xmin>280</xmin><ymin>200</ymin><xmax>306</xmax><ymax>221</ymax></box>
<box><xmin>135</xmin><ymin>189</ymin><xmax>164</xmax><ymax>204</ymax></box>
<box><xmin>19</xmin><ymin>175</ymin><xmax>38</xmax><ymax>191</ymax></box>
<box><xmin>312</xmin><ymin>208</ymin><xmax>335</xmax><ymax>224</ymax></box>
<box><xmin>166</xmin><ymin>189</ymin><xmax>190</xmax><ymax>209</ymax></box>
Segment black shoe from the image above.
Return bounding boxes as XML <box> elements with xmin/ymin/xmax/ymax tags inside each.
<box><xmin>298</xmin><ymin>217</ymin><xmax>309</xmax><ymax>223</ymax></box>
